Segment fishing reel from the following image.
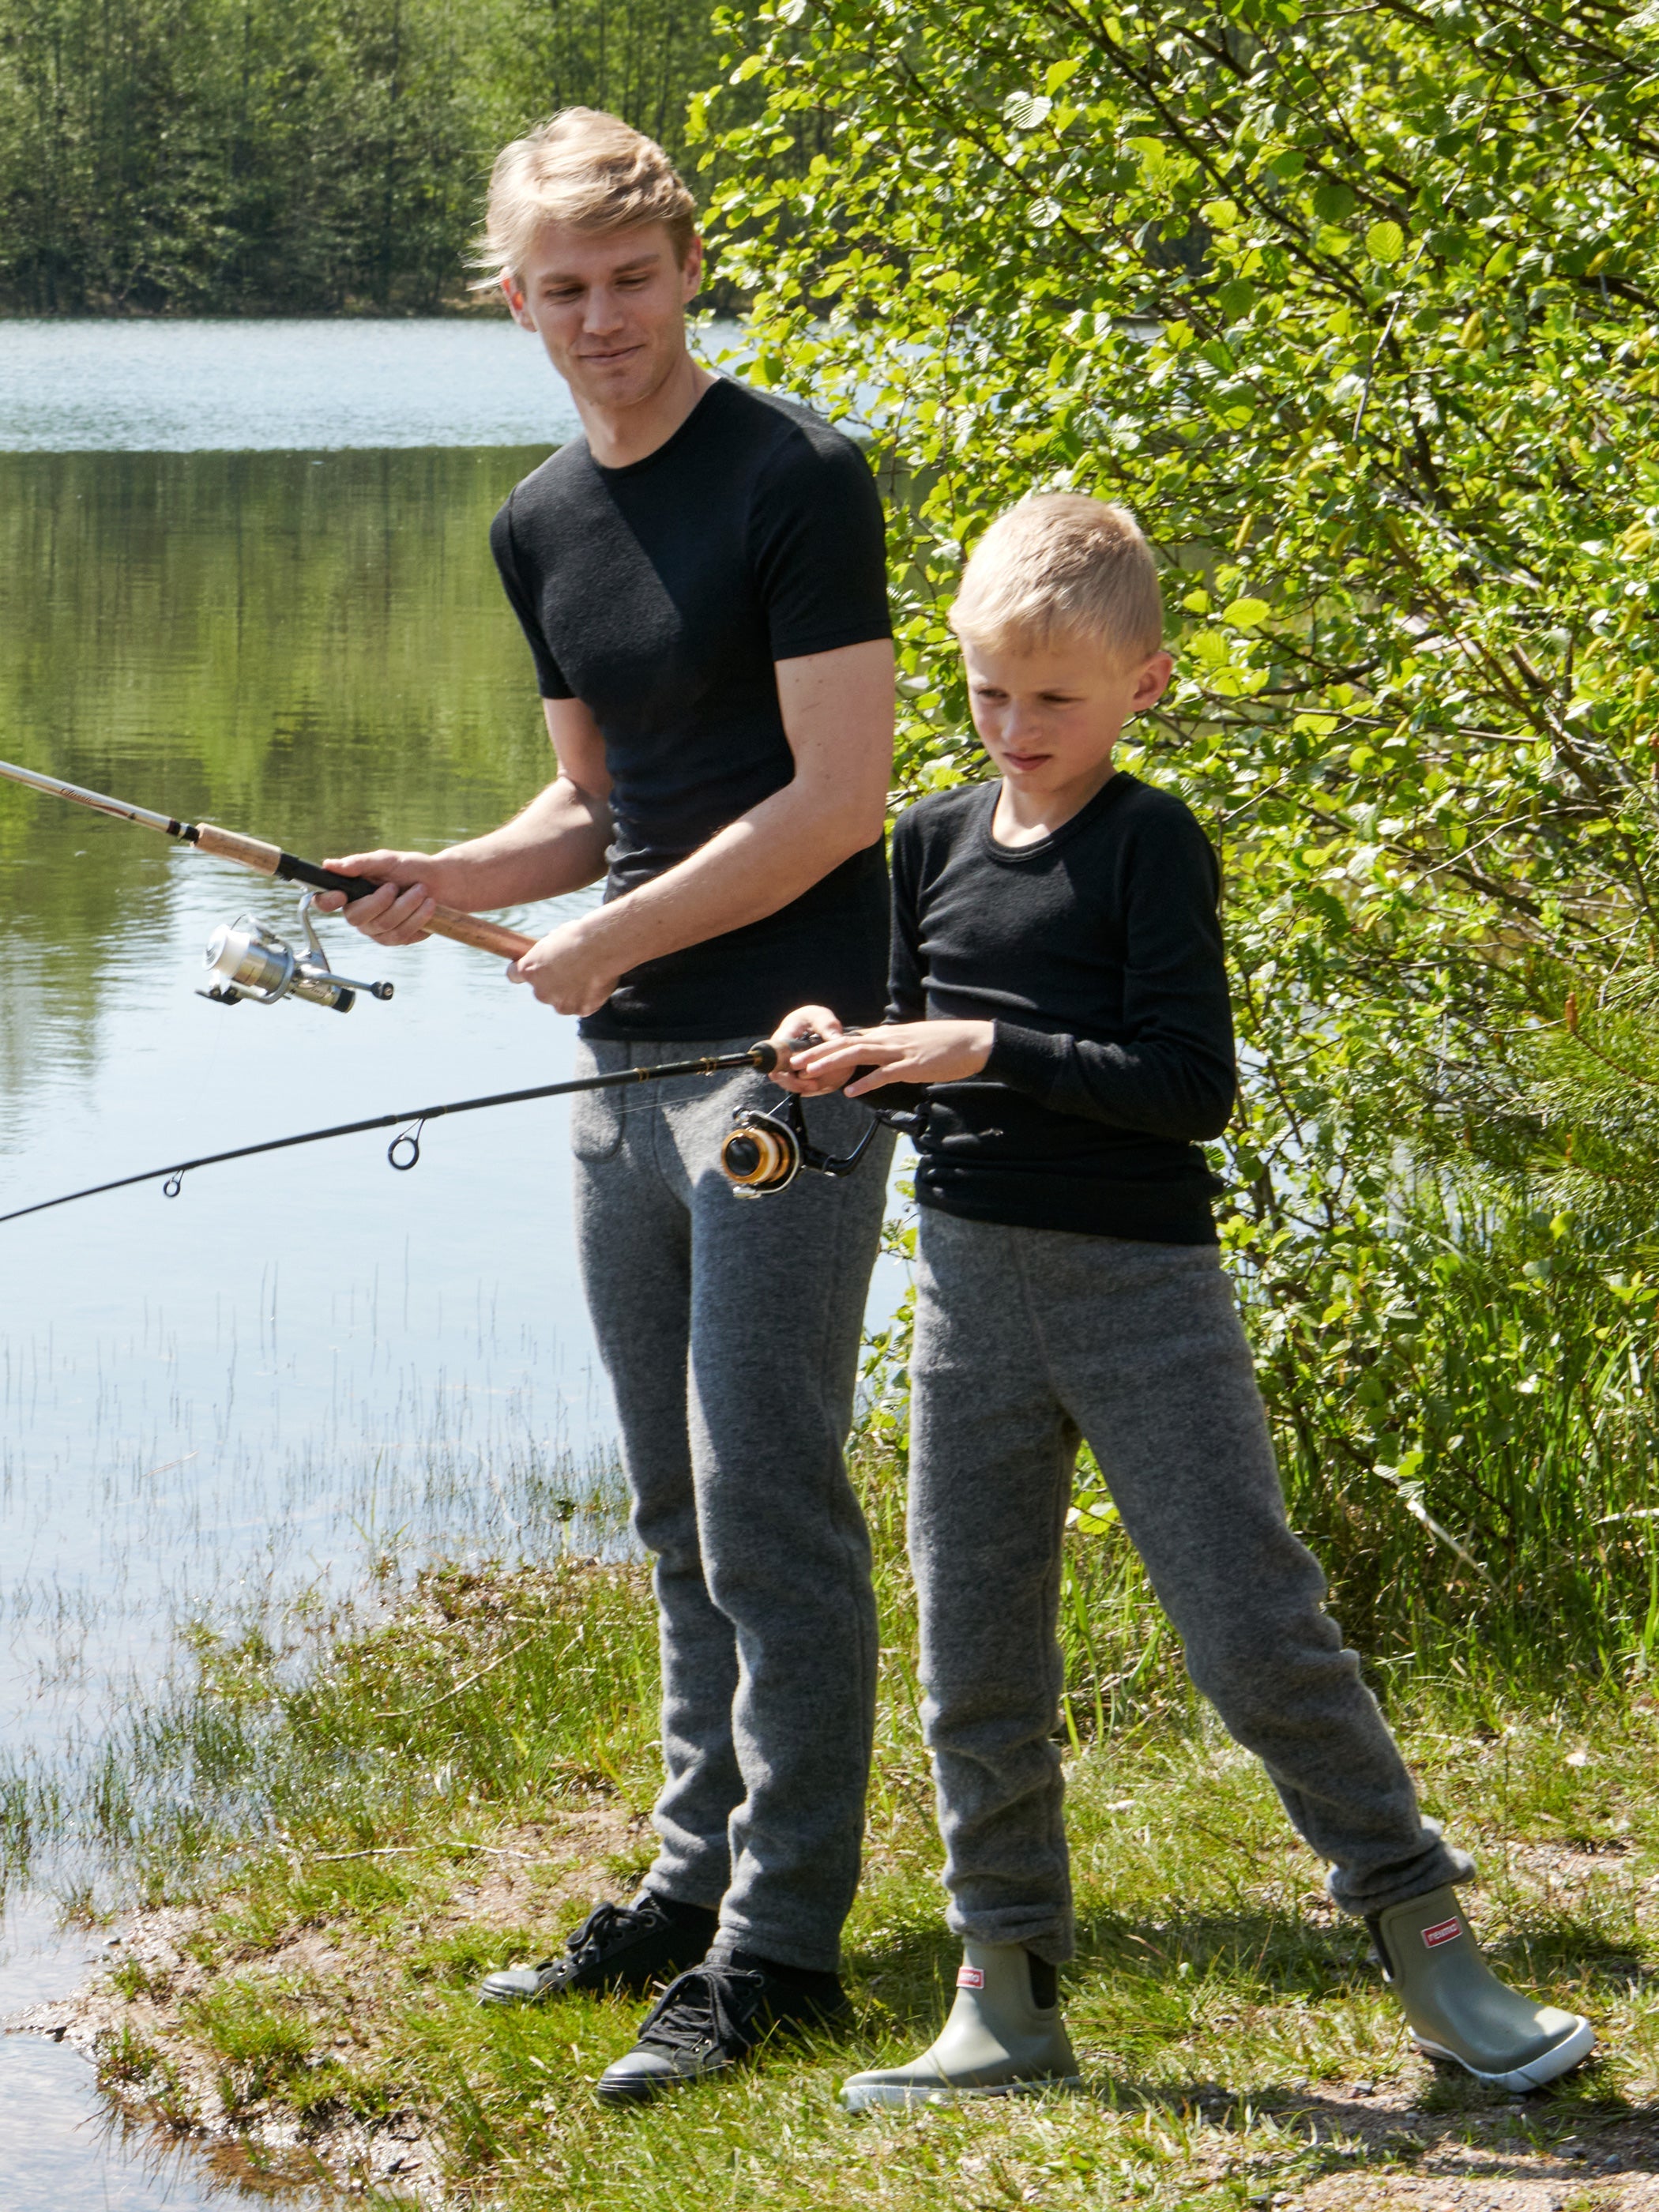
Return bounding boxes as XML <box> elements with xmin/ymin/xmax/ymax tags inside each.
<box><xmin>720</xmin><ymin>1089</ymin><xmax>917</xmax><ymax>1198</ymax></box>
<box><xmin>198</xmin><ymin>892</ymin><xmax>393</xmax><ymax>1014</ymax></box>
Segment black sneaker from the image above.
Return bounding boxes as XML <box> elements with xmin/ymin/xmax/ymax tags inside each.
<box><xmin>596</xmin><ymin>1951</ymin><xmax>851</xmax><ymax>2104</ymax></box>
<box><xmin>476</xmin><ymin>1894</ymin><xmax>718</xmax><ymax>2007</ymax></box>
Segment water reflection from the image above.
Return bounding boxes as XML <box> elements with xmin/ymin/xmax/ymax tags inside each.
<box><xmin>0</xmin><ymin>418</ymin><xmax>903</xmax><ymax>2208</ymax></box>
<box><xmin>0</xmin><ymin>447</ymin><xmax>559</xmax><ymax>1114</ymax></box>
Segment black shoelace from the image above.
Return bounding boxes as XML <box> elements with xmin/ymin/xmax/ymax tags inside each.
<box><xmin>530</xmin><ymin>1897</ymin><xmax>659</xmax><ymax>1973</ymax></box>
<box><xmin>636</xmin><ymin>1965</ymin><xmax>769</xmax><ymax>2056</ymax></box>
<box><xmin>574</xmin><ymin>1898</ymin><xmax>657</xmax><ymax>1962</ymax></box>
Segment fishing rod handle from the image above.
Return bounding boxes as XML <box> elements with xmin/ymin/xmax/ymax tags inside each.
<box><xmin>190</xmin><ymin>822</ymin><xmax>295</xmax><ymax>874</ymax></box>
<box><xmin>421</xmin><ymin>908</ymin><xmax>538</xmax><ymax>961</ymax></box>
<box><xmin>194</xmin><ymin>824</ymin><xmax>536</xmax><ymax>960</ymax></box>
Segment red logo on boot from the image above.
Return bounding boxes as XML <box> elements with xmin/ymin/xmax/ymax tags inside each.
<box><xmin>1422</xmin><ymin>1916</ymin><xmax>1462</xmax><ymax>1949</ymax></box>
<box><xmin>957</xmin><ymin>1965</ymin><xmax>985</xmax><ymax>1988</ymax></box>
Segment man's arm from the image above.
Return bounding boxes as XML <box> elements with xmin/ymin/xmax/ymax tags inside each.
<box><xmin>318</xmin><ymin>697</ymin><xmax>613</xmax><ymax>943</ymax></box>
<box><xmin>510</xmin><ymin>636</ymin><xmax>894</xmax><ymax>1016</ymax></box>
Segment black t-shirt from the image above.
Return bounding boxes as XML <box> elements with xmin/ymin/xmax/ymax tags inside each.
<box><xmin>491</xmin><ymin>376</ymin><xmax>893</xmax><ymax>1040</ymax></box>
<box><xmin>888</xmin><ymin>773</ymin><xmax>1237</xmax><ymax>1242</ymax></box>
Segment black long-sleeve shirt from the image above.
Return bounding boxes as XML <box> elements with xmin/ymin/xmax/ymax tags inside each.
<box><xmin>887</xmin><ymin>772</ymin><xmax>1236</xmax><ymax>1242</ymax></box>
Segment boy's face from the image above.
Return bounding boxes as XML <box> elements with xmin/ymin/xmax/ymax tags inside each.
<box><xmin>502</xmin><ymin>221</ymin><xmax>703</xmax><ymax>414</ymax></box>
<box><xmin>961</xmin><ymin>636</ymin><xmax>1174</xmax><ymax>799</ymax></box>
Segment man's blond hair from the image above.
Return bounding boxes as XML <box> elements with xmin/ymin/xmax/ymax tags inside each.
<box><xmin>478</xmin><ymin>108</ymin><xmax>697</xmax><ymax>284</ymax></box>
<box><xmin>949</xmin><ymin>495</ymin><xmax>1164</xmax><ymax>664</ymax></box>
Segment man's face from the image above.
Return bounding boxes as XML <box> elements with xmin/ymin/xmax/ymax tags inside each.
<box><xmin>961</xmin><ymin>636</ymin><xmax>1175</xmax><ymax>798</ymax></box>
<box><xmin>502</xmin><ymin>222</ymin><xmax>702</xmax><ymax>414</ymax></box>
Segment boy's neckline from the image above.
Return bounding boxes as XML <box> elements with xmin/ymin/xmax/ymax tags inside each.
<box><xmin>981</xmin><ymin>768</ymin><xmax>1135</xmax><ymax>858</ymax></box>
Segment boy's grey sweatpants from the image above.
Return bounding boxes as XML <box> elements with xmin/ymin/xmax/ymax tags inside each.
<box><xmin>571</xmin><ymin>1035</ymin><xmax>893</xmax><ymax>1973</ymax></box>
<box><xmin>910</xmin><ymin>1209</ymin><xmax>1473</xmax><ymax>1964</ymax></box>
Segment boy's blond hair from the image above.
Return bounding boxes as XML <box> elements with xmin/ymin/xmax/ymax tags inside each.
<box><xmin>949</xmin><ymin>495</ymin><xmax>1164</xmax><ymax>664</ymax></box>
<box><xmin>477</xmin><ymin>108</ymin><xmax>697</xmax><ymax>284</ymax></box>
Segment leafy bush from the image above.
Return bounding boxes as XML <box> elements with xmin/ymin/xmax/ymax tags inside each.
<box><xmin>700</xmin><ymin>0</ymin><xmax>1659</xmax><ymax>1661</ymax></box>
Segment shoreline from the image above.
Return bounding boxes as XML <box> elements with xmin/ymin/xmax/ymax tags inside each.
<box><xmin>5</xmin><ymin>1540</ymin><xmax>1653</xmax><ymax>2210</ymax></box>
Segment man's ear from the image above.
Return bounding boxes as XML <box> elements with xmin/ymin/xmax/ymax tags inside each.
<box><xmin>501</xmin><ymin>270</ymin><xmax>532</xmax><ymax>329</ymax></box>
<box><xmin>681</xmin><ymin>233</ymin><xmax>705</xmax><ymax>304</ymax></box>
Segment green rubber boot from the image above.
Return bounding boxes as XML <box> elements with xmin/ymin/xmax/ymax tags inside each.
<box><xmin>1370</xmin><ymin>1887</ymin><xmax>1595</xmax><ymax>2091</ymax></box>
<box><xmin>841</xmin><ymin>1943</ymin><xmax>1082</xmax><ymax>2112</ymax></box>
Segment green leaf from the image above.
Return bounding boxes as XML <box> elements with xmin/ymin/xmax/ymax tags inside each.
<box><xmin>1044</xmin><ymin>55</ymin><xmax>1084</xmax><ymax>92</ymax></box>
<box><xmin>1003</xmin><ymin>91</ymin><xmax>1052</xmax><ymax>130</ymax></box>
<box><xmin>1222</xmin><ymin>597</ymin><xmax>1272</xmax><ymax>628</ymax></box>
<box><xmin>1366</xmin><ymin>219</ymin><xmax>1405</xmax><ymax>263</ymax></box>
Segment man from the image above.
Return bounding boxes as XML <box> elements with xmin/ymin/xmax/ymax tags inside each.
<box><xmin>320</xmin><ymin>108</ymin><xmax>895</xmax><ymax>2103</ymax></box>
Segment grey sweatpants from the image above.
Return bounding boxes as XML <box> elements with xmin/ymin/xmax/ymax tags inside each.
<box><xmin>572</xmin><ymin>1035</ymin><xmax>893</xmax><ymax>1972</ymax></box>
<box><xmin>909</xmin><ymin>1209</ymin><xmax>1472</xmax><ymax>1963</ymax></box>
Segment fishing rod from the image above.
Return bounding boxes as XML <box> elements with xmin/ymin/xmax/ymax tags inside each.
<box><xmin>0</xmin><ymin>1045</ymin><xmax>919</xmax><ymax>1226</ymax></box>
<box><xmin>0</xmin><ymin>758</ymin><xmax>536</xmax><ymax>1011</ymax></box>
<box><xmin>0</xmin><ymin>1047</ymin><xmax>774</xmax><ymax>1226</ymax></box>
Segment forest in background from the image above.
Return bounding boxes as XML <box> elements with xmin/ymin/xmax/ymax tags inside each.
<box><xmin>0</xmin><ymin>0</ymin><xmax>750</xmax><ymax>313</ymax></box>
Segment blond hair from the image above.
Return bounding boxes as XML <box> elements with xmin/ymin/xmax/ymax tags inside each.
<box><xmin>949</xmin><ymin>495</ymin><xmax>1164</xmax><ymax>664</ymax></box>
<box><xmin>477</xmin><ymin>108</ymin><xmax>697</xmax><ymax>284</ymax></box>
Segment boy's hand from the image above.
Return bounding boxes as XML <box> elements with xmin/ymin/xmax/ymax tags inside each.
<box><xmin>793</xmin><ymin>1019</ymin><xmax>995</xmax><ymax>1097</ymax></box>
<box><xmin>766</xmin><ymin>1005</ymin><xmax>847</xmax><ymax>1093</ymax></box>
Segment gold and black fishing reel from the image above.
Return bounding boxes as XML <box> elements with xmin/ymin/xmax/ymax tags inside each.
<box><xmin>198</xmin><ymin>892</ymin><xmax>393</xmax><ymax>1014</ymax></box>
<box><xmin>720</xmin><ymin>1089</ymin><xmax>912</xmax><ymax>1199</ymax></box>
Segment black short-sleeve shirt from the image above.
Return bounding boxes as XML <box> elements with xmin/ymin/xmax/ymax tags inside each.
<box><xmin>491</xmin><ymin>376</ymin><xmax>893</xmax><ymax>1040</ymax></box>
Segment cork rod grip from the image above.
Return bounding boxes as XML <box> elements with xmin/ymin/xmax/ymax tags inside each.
<box><xmin>195</xmin><ymin>823</ymin><xmax>284</xmax><ymax>873</ymax></box>
<box><xmin>425</xmin><ymin>908</ymin><xmax>537</xmax><ymax>961</ymax></box>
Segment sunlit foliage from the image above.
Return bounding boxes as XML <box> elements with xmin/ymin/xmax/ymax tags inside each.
<box><xmin>700</xmin><ymin>0</ymin><xmax>1659</xmax><ymax>1653</ymax></box>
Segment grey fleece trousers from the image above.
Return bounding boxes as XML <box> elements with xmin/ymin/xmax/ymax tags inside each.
<box><xmin>909</xmin><ymin>1209</ymin><xmax>1472</xmax><ymax>1963</ymax></box>
<box><xmin>571</xmin><ymin>1036</ymin><xmax>893</xmax><ymax>1972</ymax></box>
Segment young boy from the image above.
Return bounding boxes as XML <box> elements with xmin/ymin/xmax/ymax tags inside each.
<box><xmin>772</xmin><ymin>495</ymin><xmax>1595</xmax><ymax>2108</ymax></box>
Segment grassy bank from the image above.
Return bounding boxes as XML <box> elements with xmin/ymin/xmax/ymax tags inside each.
<box><xmin>33</xmin><ymin>1433</ymin><xmax>1659</xmax><ymax>2210</ymax></box>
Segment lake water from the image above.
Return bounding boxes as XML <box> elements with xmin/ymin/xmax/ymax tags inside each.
<box><xmin>0</xmin><ymin>320</ymin><xmax>897</xmax><ymax>2207</ymax></box>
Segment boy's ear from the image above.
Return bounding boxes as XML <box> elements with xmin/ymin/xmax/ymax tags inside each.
<box><xmin>1131</xmin><ymin>651</ymin><xmax>1176</xmax><ymax>712</ymax></box>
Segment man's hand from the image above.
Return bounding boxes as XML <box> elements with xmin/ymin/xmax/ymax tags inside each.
<box><xmin>792</xmin><ymin>1019</ymin><xmax>995</xmax><ymax>1097</ymax></box>
<box><xmin>315</xmin><ymin>849</ymin><xmax>461</xmax><ymax>946</ymax></box>
<box><xmin>508</xmin><ymin>913</ymin><xmax>623</xmax><ymax>1017</ymax></box>
<box><xmin>766</xmin><ymin>1006</ymin><xmax>848</xmax><ymax>1093</ymax></box>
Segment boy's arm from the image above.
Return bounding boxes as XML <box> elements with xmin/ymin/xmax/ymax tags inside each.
<box><xmin>987</xmin><ymin>811</ymin><xmax>1237</xmax><ymax>1142</ymax></box>
<box><xmin>784</xmin><ymin>814</ymin><xmax>981</xmax><ymax>1098</ymax></box>
<box><xmin>884</xmin><ymin>811</ymin><xmax>927</xmax><ymax>1024</ymax></box>
<box><xmin>773</xmin><ymin>812</ymin><xmax>933</xmax><ymax>1095</ymax></box>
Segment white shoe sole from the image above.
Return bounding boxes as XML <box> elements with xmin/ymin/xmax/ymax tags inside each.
<box><xmin>842</xmin><ymin>2073</ymin><xmax>1082</xmax><ymax>2112</ymax></box>
<box><xmin>1413</xmin><ymin>2016</ymin><xmax>1596</xmax><ymax>2092</ymax></box>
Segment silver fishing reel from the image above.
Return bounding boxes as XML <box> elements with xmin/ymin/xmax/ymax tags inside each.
<box><xmin>198</xmin><ymin>893</ymin><xmax>393</xmax><ymax>1014</ymax></box>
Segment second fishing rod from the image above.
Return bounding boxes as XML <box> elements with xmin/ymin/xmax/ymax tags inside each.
<box><xmin>0</xmin><ymin>1041</ymin><xmax>918</xmax><ymax>1228</ymax></box>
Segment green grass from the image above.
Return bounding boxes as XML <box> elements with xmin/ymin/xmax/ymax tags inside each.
<box><xmin>70</xmin><ymin>1432</ymin><xmax>1659</xmax><ymax>2209</ymax></box>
